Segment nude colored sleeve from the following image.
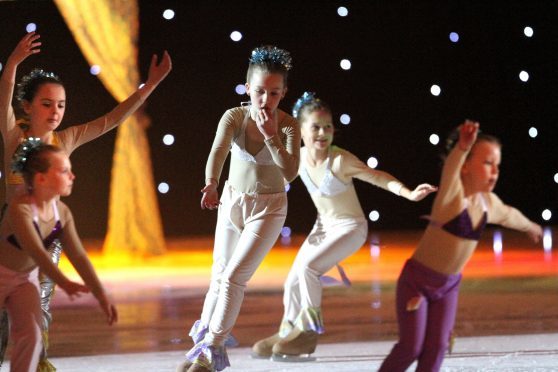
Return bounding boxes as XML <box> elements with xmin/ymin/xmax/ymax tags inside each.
<box><xmin>485</xmin><ymin>192</ymin><xmax>534</xmax><ymax>232</ymax></box>
<box><xmin>264</xmin><ymin>115</ymin><xmax>300</xmax><ymax>182</ymax></box>
<box><xmin>0</xmin><ymin>76</ymin><xmax>17</xmax><ymax>140</ymax></box>
<box><xmin>204</xmin><ymin>109</ymin><xmax>239</xmax><ymax>185</ymax></box>
<box><xmin>340</xmin><ymin>149</ymin><xmax>404</xmax><ymax>195</ymax></box>
<box><xmin>58</xmin><ymin>203</ymin><xmax>107</xmax><ymax>298</ymax></box>
<box><xmin>56</xmin><ymin>91</ymin><xmax>144</xmax><ymax>154</ymax></box>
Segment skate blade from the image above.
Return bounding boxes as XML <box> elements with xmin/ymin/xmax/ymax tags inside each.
<box><xmin>250</xmin><ymin>351</ymin><xmax>272</xmax><ymax>360</ymax></box>
<box><xmin>271</xmin><ymin>353</ymin><xmax>316</xmax><ymax>363</ymax></box>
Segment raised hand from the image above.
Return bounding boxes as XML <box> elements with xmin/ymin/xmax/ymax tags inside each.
<box><xmin>458</xmin><ymin>120</ymin><xmax>479</xmax><ymax>152</ymax></box>
<box><xmin>7</xmin><ymin>32</ymin><xmax>41</xmax><ymax>67</ymax></box>
<box><xmin>145</xmin><ymin>50</ymin><xmax>172</xmax><ymax>88</ymax></box>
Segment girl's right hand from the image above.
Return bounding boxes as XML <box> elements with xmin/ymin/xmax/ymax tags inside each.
<box><xmin>8</xmin><ymin>32</ymin><xmax>41</xmax><ymax>66</ymax></box>
<box><xmin>60</xmin><ymin>280</ymin><xmax>90</xmax><ymax>300</ymax></box>
<box><xmin>96</xmin><ymin>293</ymin><xmax>118</xmax><ymax>325</ymax></box>
<box><xmin>200</xmin><ymin>184</ymin><xmax>220</xmax><ymax>210</ymax></box>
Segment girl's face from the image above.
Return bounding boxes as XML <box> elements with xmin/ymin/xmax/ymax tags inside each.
<box><xmin>301</xmin><ymin>110</ymin><xmax>334</xmax><ymax>151</ymax></box>
<box><xmin>461</xmin><ymin>141</ymin><xmax>501</xmax><ymax>193</ymax></box>
<box><xmin>38</xmin><ymin>152</ymin><xmax>75</xmax><ymax>197</ymax></box>
<box><xmin>245</xmin><ymin>69</ymin><xmax>286</xmax><ymax>113</ymax></box>
<box><xmin>23</xmin><ymin>83</ymin><xmax>66</xmax><ymax>134</ymax></box>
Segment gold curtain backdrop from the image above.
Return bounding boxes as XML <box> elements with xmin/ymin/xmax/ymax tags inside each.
<box><xmin>54</xmin><ymin>0</ymin><xmax>166</xmax><ymax>255</ymax></box>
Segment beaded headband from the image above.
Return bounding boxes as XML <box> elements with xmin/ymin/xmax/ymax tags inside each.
<box><xmin>249</xmin><ymin>46</ymin><xmax>292</xmax><ymax>71</ymax></box>
<box><xmin>16</xmin><ymin>68</ymin><xmax>60</xmax><ymax>102</ymax></box>
<box><xmin>11</xmin><ymin>137</ymin><xmax>43</xmax><ymax>174</ymax></box>
<box><xmin>292</xmin><ymin>91</ymin><xmax>318</xmax><ymax>118</ymax></box>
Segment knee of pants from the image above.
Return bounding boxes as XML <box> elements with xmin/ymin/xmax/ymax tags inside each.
<box><xmin>11</xmin><ymin>319</ymin><xmax>42</xmax><ymax>347</ymax></box>
<box><xmin>298</xmin><ymin>264</ymin><xmax>321</xmax><ymax>282</ymax></box>
<box><xmin>395</xmin><ymin>339</ymin><xmax>424</xmax><ymax>360</ymax></box>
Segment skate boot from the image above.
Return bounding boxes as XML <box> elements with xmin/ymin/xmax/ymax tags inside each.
<box><xmin>251</xmin><ymin>332</ymin><xmax>282</xmax><ymax>359</ymax></box>
<box><xmin>271</xmin><ymin>329</ymin><xmax>318</xmax><ymax>362</ymax></box>
<box><xmin>175</xmin><ymin>359</ymin><xmax>192</xmax><ymax>372</ymax></box>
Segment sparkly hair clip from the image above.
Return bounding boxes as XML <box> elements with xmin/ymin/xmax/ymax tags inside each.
<box><xmin>11</xmin><ymin>137</ymin><xmax>43</xmax><ymax>174</ymax></box>
<box><xmin>249</xmin><ymin>46</ymin><xmax>293</xmax><ymax>71</ymax></box>
<box><xmin>292</xmin><ymin>91</ymin><xmax>317</xmax><ymax>118</ymax></box>
<box><xmin>16</xmin><ymin>68</ymin><xmax>61</xmax><ymax>102</ymax></box>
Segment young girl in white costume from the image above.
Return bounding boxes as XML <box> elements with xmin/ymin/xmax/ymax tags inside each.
<box><xmin>176</xmin><ymin>46</ymin><xmax>300</xmax><ymax>372</ymax></box>
<box><xmin>0</xmin><ymin>139</ymin><xmax>117</xmax><ymax>371</ymax></box>
<box><xmin>0</xmin><ymin>32</ymin><xmax>171</xmax><ymax>370</ymax></box>
<box><xmin>379</xmin><ymin>121</ymin><xmax>543</xmax><ymax>372</ymax></box>
<box><xmin>251</xmin><ymin>92</ymin><xmax>437</xmax><ymax>360</ymax></box>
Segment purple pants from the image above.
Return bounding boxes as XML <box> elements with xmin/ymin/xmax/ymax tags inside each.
<box><xmin>379</xmin><ymin>259</ymin><xmax>461</xmax><ymax>372</ymax></box>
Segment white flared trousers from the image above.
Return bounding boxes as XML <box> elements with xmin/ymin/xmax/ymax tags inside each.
<box><xmin>283</xmin><ymin>216</ymin><xmax>367</xmax><ymax>324</ymax></box>
<box><xmin>200</xmin><ymin>182</ymin><xmax>287</xmax><ymax>346</ymax></box>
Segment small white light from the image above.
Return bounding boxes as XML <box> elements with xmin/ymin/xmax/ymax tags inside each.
<box><xmin>163</xmin><ymin>134</ymin><xmax>175</xmax><ymax>145</ymax></box>
<box><xmin>340</xmin><ymin>113</ymin><xmax>351</xmax><ymax>125</ymax></box>
<box><xmin>524</xmin><ymin>26</ymin><xmax>534</xmax><ymax>37</ymax></box>
<box><xmin>493</xmin><ymin>230</ymin><xmax>503</xmax><ymax>255</ymax></box>
<box><xmin>528</xmin><ymin>127</ymin><xmax>538</xmax><ymax>138</ymax></box>
<box><xmin>370</xmin><ymin>236</ymin><xmax>381</xmax><ymax>259</ymax></box>
<box><xmin>337</xmin><ymin>6</ymin><xmax>349</xmax><ymax>17</ymax></box>
<box><xmin>281</xmin><ymin>226</ymin><xmax>291</xmax><ymax>237</ymax></box>
<box><xmin>554</xmin><ymin>173</ymin><xmax>558</xmax><ymax>184</ymax></box>
<box><xmin>429</xmin><ymin>134</ymin><xmax>440</xmax><ymax>145</ymax></box>
<box><xmin>26</xmin><ymin>23</ymin><xmax>37</xmax><ymax>33</ymax></box>
<box><xmin>519</xmin><ymin>70</ymin><xmax>529</xmax><ymax>82</ymax></box>
<box><xmin>340</xmin><ymin>59</ymin><xmax>351</xmax><ymax>70</ymax></box>
<box><xmin>163</xmin><ymin>9</ymin><xmax>175</xmax><ymax>20</ymax></box>
<box><xmin>0</xmin><ymin>63</ymin><xmax>2</xmax><ymax>72</ymax></box>
<box><xmin>284</xmin><ymin>183</ymin><xmax>291</xmax><ymax>192</ymax></box>
<box><xmin>235</xmin><ymin>84</ymin><xmax>246</xmax><ymax>95</ymax></box>
<box><xmin>543</xmin><ymin>227</ymin><xmax>552</xmax><ymax>251</ymax></box>
<box><xmin>449</xmin><ymin>32</ymin><xmax>459</xmax><ymax>42</ymax></box>
<box><xmin>430</xmin><ymin>84</ymin><xmax>441</xmax><ymax>96</ymax></box>
<box><xmin>0</xmin><ymin>170</ymin><xmax>2</xmax><ymax>179</ymax></box>
<box><xmin>138</xmin><ymin>83</ymin><xmax>145</xmax><ymax>89</ymax></box>
<box><xmin>542</xmin><ymin>209</ymin><xmax>552</xmax><ymax>221</ymax></box>
<box><xmin>90</xmin><ymin>65</ymin><xmax>101</xmax><ymax>75</ymax></box>
<box><xmin>369</xmin><ymin>210</ymin><xmax>380</xmax><ymax>222</ymax></box>
<box><xmin>158</xmin><ymin>182</ymin><xmax>170</xmax><ymax>194</ymax></box>
<box><xmin>230</xmin><ymin>31</ymin><xmax>242</xmax><ymax>42</ymax></box>
<box><xmin>367</xmin><ymin>157</ymin><xmax>378</xmax><ymax>169</ymax></box>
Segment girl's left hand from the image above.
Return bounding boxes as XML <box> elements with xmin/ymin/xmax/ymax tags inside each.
<box><xmin>255</xmin><ymin>107</ymin><xmax>278</xmax><ymax>139</ymax></box>
<box><xmin>145</xmin><ymin>50</ymin><xmax>172</xmax><ymax>88</ymax></box>
<box><xmin>408</xmin><ymin>183</ymin><xmax>438</xmax><ymax>201</ymax></box>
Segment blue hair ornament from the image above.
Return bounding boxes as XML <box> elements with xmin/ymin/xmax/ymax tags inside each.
<box><xmin>250</xmin><ymin>46</ymin><xmax>292</xmax><ymax>71</ymax></box>
<box><xmin>292</xmin><ymin>91</ymin><xmax>317</xmax><ymax>118</ymax></box>
<box><xmin>11</xmin><ymin>137</ymin><xmax>43</xmax><ymax>174</ymax></box>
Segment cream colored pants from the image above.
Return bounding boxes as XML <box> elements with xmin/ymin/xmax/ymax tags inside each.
<box><xmin>283</xmin><ymin>216</ymin><xmax>367</xmax><ymax>327</ymax></box>
<box><xmin>199</xmin><ymin>182</ymin><xmax>287</xmax><ymax>346</ymax></box>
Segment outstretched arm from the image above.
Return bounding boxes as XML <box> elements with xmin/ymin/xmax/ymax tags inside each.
<box><xmin>57</xmin><ymin>51</ymin><xmax>173</xmax><ymax>152</ymax></box>
<box><xmin>342</xmin><ymin>149</ymin><xmax>436</xmax><ymax>201</ymax></box>
<box><xmin>487</xmin><ymin>192</ymin><xmax>543</xmax><ymax>244</ymax></box>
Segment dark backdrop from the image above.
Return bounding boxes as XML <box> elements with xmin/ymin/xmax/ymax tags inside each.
<box><xmin>1</xmin><ymin>0</ymin><xmax>556</xmax><ymax>238</ymax></box>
